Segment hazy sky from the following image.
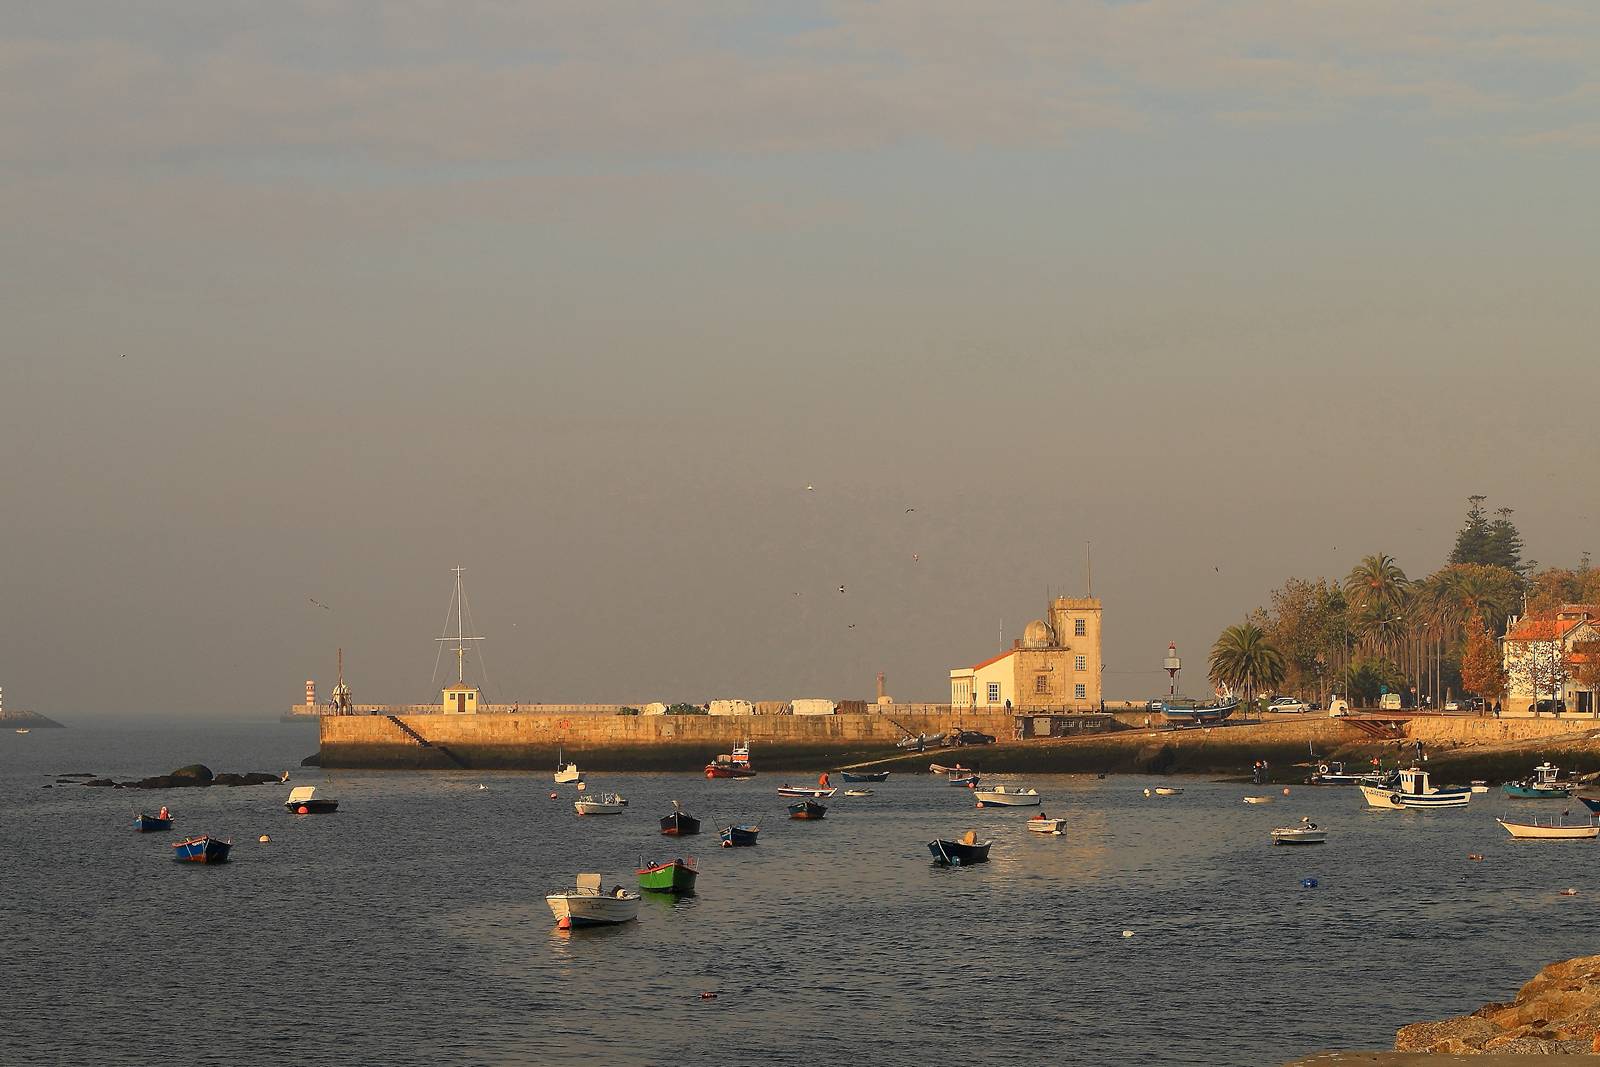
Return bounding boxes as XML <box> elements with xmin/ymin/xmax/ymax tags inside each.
<box><xmin>3</xmin><ymin>3</ymin><xmax>1597</xmax><ymax>716</ymax></box>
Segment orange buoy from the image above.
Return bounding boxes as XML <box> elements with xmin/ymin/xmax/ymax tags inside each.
<box><xmin>297</xmin><ymin>805</ymin><xmax>310</xmax><ymax>814</ymax></box>
<box><xmin>1281</xmin><ymin>787</ymin><xmax>1290</xmax><ymax>796</ymax></box>
<box><xmin>557</xmin><ymin>916</ymin><xmax>572</xmax><ymax>929</ymax></box>
<box><xmin>700</xmin><ymin>991</ymin><xmax>718</xmax><ymax>1000</ymax></box>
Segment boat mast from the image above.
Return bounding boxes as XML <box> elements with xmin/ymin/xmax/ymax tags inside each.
<box><xmin>437</xmin><ymin>566</ymin><xmax>484</xmax><ymax>686</ymax></box>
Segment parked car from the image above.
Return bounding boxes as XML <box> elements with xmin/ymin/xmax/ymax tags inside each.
<box><xmin>1267</xmin><ymin>696</ymin><xmax>1310</xmax><ymax>714</ymax></box>
<box><xmin>953</xmin><ymin>729</ymin><xmax>996</xmax><ymax>746</ymax></box>
<box><xmin>1529</xmin><ymin>699</ymin><xmax>1567</xmax><ymax>715</ymax></box>
<box><xmin>1443</xmin><ymin>700</ymin><xmax>1460</xmax><ymax>711</ymax></box>
<box><xmin>1464</xmin><ymin>697</ymin><xmax>1484</xmax><ymax>711</ymax></box>
<box><xmin>1379</xmin><ymin>693</ymin><xmax>1404</xmax><ymax>711</ymax></box>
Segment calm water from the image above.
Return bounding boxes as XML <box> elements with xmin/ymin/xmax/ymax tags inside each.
<box><xmin>4</xmin><ymin>721</ymin><xmax>1597</xmax><ymax>1066</ymax></box>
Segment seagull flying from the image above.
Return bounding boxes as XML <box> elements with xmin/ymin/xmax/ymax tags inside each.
<box><xmin>309</xmin><ymin>597</ymin><xmax>332</xmax><ymax>610</ymax></box>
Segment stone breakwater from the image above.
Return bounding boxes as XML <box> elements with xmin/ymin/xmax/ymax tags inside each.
<box><xmin>1393</xmin><ymin>954</ymin><xmax>1600</xmax><ymax>1055</ymax></box>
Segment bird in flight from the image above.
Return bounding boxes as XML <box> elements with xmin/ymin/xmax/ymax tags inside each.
<box><xmin>905</xmin><ymin>507</ymin><xmax>915</xmax><ymax>513</ymax></box>
<box><xmin>309</xmin><ymin>597</ymin><xmax>331</xmax><ymax>610</ymax></box>
<box><xmin>848</xmin><ymin>623</ymin><xmax>856</xmax><ymax>629</ymax></box>
<box><xmin>838</xmin><ymin>585</ymin><xmax>846</xmax><ymax>594</ymax></box>
<box><xmin>806</xmin><ymin>484</ymin><xmax>815</xmax><ymax>492</ymax></box>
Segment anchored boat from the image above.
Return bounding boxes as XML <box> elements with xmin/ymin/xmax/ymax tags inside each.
<box><xmin>841</xmin><ymin>770</ymin><xmax>890</xmax><ymax>783</ymax></box>
<box><xmin>636</xmin><ymin>858</ymin><xmax>698</xmax><ymax>894</ymax></box>
<box><xmin>1309</xmin><ymin>760</ymin><xmax>1386</xmax><ymax>786</ymax></box>
<box><xmin>788</xmin><ymin>799</ymin><xmax>828</xmax><ymax>820</ymax></box>
<box><xmin>546</xmin><ymin>874</ymin><xmax>640</xmax><ymax>928</ymax></box>
<box><xmin>554</xmin><ymin>745</ymin><xmax>583</xmax><ymax>785</ymax></box>
<box><xmin>1027</xmin><ymin>813</ymin><xmax>1064</xmax><ymax>835</ymax></box>
<box><xmin>929</xmin><ymin>831</ymin><xmax>992</xmax><ymax>866</ymax></box>
<box><xmin>777</xmin><ymin>786</ymin><xmax>837</xmax><ymax>798</ymax></box>
<box><xmin>1360</xmin><ymin>767</ymin><xmax>1471</xmax><ymax>809</ymax></box>
<box><xmin>134</xmin><ymin>810</ymin><xmax>173</xmax><ymax>832</ymax></box>
<box><xmin>1497</xmin><ymin>815</ymin><xmax>1600</xmax><ymax>840</ymax></box>
<box><xmin>974</xmin><ymin>785</ymin><xmax>1041</xmax><ymax>808</ymax></box>
<box><xmin>285</xmin><ymin>785</ymin><xmax>338</xmax><ymax>814</ymax></box>
<box><xmin>706</xmin><ymin>741</ymin><xmax>756</xmax><ymax>779</ymax></box>
<box><xmin>1503</xmin><ymin>762</ymin><xmax>1571</xmax><ymax>799</ymax></box>
<box><xmin>574</xmin><ymin>791</ymin><xmax>628</xmax><ymax>815</ymax></box>
<box><xmin>718</xmin><ymin>824</ymin><xmax>759</xmax><ymax>847</ymax></box>
<box><xmin>1271</xmin><ymin>818</ymin><xmax>1327</xmax><ymax>845</ymax></box>
<box><xmin>171</xmin><ymin>836</ymin><xmax>232</xmax><ymax>864</ymax></box>
<box><xmin>659</xmin><ymin>801</ymin><xmax>701</xmax><ymax>836</ymax></box>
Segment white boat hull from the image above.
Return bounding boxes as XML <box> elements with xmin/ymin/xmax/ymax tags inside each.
<box><xmin>574</xmin><ymin>801</ymin><xmax>626</xmax><ymax>815</ymax></box>
<box><xmin>546</xmin><ymin>890</ymin><xmax>640</xmax><ymax>927</ymax></box>
<box><xmin>1243</xmin><ymin>796</ymin><xmax>1273</xmax><ymax>804</ymax></box>
<box><xmin>1271</xmin><ymin>828</ymin><xmax>1327</xmax><ymax>845</ymax></box>
<box><xmin>975</xmin><ymin>790</ymin><xmax>1040</xmax><ymax>807</ymax></box>
<box><xmin>777</xmin><ymin>787</ymin><xmax>837</xmax><ymax>798</ymax></box>
<box><xmin>1027</xmin><ymin>818</ymin><xmax>1065</xmax><ymax>835</ymax></box>
<box><xmin>1497</xmin><ymin>818</ymin><xmax>1600</xmax><ymax>840</ymax></box>
<box><xmin>1359</xmin><ymin>783</ymin><xmax>1471</xmax><ymax>809</ymax></box>
<box><xmin>555</xmin><ymin>766</ymin><xmax>583</xmax><ymax>785</ymax></box>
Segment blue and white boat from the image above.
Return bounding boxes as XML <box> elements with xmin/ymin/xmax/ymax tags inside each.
<box><xmin>1159</xmin><ymin>690</ymin><xmax>1240</xmax><ymax>725</ymax></box>
<box><xmin>1502</xmin><ymin>762</ymin><xmax>1570</xmax><ymax>799</ymax></box>
<box><xmin>171</xmin><ymin>836</ymin><xmax>232</xmax><ymax>863</ymax></box>
<box><xmin>1360</xmin><ymin>767</ymin><xmax>1471</xmax><ymax>809</ymax></box>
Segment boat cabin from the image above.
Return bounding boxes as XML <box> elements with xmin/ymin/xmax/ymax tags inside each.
<box><xmin>1398</xmin><ymin>767</ymin><xmax>1436</xmax><ymax>796</ymax></box>
<box><xmin>1531</xmin><ymin>762</ymin><xmax>1561</xmax><ymax>787</ymax></box>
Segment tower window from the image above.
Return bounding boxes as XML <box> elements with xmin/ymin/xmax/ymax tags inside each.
<box><xmin>1074</xmin><ymin>618</ymin><xmax>1087</xmax><ymax>637</ymax></box>
<box><xmin>1034</xmin><ymin>675</ymin><xmax>1049</xmax><ymax>694</ymax></box>
<box><xmin>1075</xmin><ymin>684</ymin><xmax>1087</xmax><ymax>700</ymax></box>
<box><xmin>1075</xmin><ymin>655</ymin><xmax>1087</xmax><ymax>671</ymax></box>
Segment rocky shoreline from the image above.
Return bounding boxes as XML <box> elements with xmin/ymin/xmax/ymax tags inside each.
<box><xmin>1393</xmin><ymin>954</ymin><xmax>1600</xmax><ymax>1055</ymax></box>
<box><xmin>62</xmin><ymin>764</ymin><xmax>285</xmax><ymax>789</ymax></box>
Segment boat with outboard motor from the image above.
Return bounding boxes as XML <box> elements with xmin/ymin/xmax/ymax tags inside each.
<box><xmin>974</xmin><ymin>785</ymin><xmax>1041</xmax><ymax>808</ymax></box>
<box><xmin>928</xmin><ymin>831</ymin><xmax>992</xmax><ymax>866</ymax></box>
<box><xmin>547</xmin><ymin>874</ymin><xmax>640</xmax><ymax>928</ymax></box>
<box><xmin>574</xmin><ymin>791</ymin><xmax>628</xmax><ymax>815</ymax></box>
<box><xmin>1271</xmin><ymin>817</ymin><xmax>1327</xmax><ymax>845</ymax></box>
<box><xmin>1360</xmin><ymin>767</ymin><xmax>1472</xmax><ymax>809</ymax></box>
<box><xmin>636</xmin><ymin>857</ymin><xmax>698</xmax><ymax>894</ymax></box>
<box><xmin>1027</xmin><ymin>813</ymin><xmax>1064</xmax><ymax>835</ymax></box>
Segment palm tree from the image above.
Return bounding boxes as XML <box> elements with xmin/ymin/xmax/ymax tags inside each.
<box><xmin>1210</xmin><ymin>622</ymin><xmax>1287</xmax><ymax>715</ymax></box>
<box><xmin>1345</xmin><ymin>554</ymin><xmax>1410</xmax><ymax>657</ymax></box>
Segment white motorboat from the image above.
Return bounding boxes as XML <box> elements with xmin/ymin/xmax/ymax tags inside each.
<box><xmin>1470</xmin><ymin>781</ymin><xmax>1490</xmax><ymax>793</ymax></box>
<box><xmin>1026</xmin><ymin>815</ymin><xmax>1065</xmax><ymax>835</ymax></box>
<box><xmin>1359</xmin><ymin>767</ymin><xmax>1471</xmax><ymax>809</ymax></box>
<box><xmin>574</xmin><ymin>791</ymin><xmax>628</xmax><ymax>815</ymax></box>
<box><xmin>1271</xmin><ymin>819</ymin><xmax>1327</xmax><ymax>845</ymax></box>
<box><xmin>284</xmin><ymin>785</ymin><xmax>339</xmax><ymax>814</ymax></box>
<box><xmin>1153</xmin><ymin>787</ymin><xmax>1183</xmax><ymax>797</ymax></box>
<box><xmin>554</xmin><ymin>745</ymin><xmax>583</xmax><ymax>785</ymax></box>
<box><xmin>974</xmin><ymin>785</ymin><xmax>1040</xmax><ymax>807</ymax></box>
<box><xmin>1497</xmin><ymin>816</ymin><xmax>1600</xmax><ymax>840</ymax></box>
<box><xmin>843</xmin><ymin>789</ymin><xmax>873</xmax><ymax>797</ymax></box>
<box><xmin>1243</xmin><ymin>796</ymin><xmax>1274</xmax><ymax>804</ymax></box>
<box><xmin>546</xmin><ymin>874</ymin><xmax>641</xmax><ymax>928</ymax></box>
<box><xmin>777</xmin><ymin>786</ymin><xmax>837</xmax><ymax>798</ymax></box>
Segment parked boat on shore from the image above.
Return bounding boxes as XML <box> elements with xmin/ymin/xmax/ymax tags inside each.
<box><xmin>1309</xmin><ymin>760</ymin><xmax>1386</xmax><ymax>786</ymax></box>
<box><xmin>1497</xmin><ymin>816</ymin><xmax>1600</xmax><ymax>840</ymax></box>
<box><xmin>636</xmin><ymin>858</ymin><xmax>698</xmax><ymax>894</ymax></box>
<box><xmin>974</xmin><ymin>785</ymin><xmax>1040</xmax><ymax>808</ymax></box>
<box><xmin>1360</xmin><ymin>767</ymin><xmax>1471</xmax><ymax>809</ymax></box>
<box><xmin>1160</xmin><ymin>690</ymin><xmax>1239</xmax><ymax>726</ymax></box>
<box><xmin>929</xmin><ymin>831</ymin><xmax>992</xmax><ymax>866</ymax></box>
<box><xmin>171</xmin><ymin>836</ymin><xmax>232</xmax><ymax>864</ymax></box>
<box><xmin>929</xmin><ymin>763</ymin><xmax>974</xmax><ymax>775</ymax></box>
<box><xmin>547</xmin><ymin>874</ymin><xmax>640</xmax><ymax>928</ymax></box>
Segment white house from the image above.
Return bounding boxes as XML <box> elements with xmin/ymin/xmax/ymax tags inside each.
<box><xmin>1501</xmin><ymin>605</ymin><xmax>1600</xmax><ymax>716</ymax></box>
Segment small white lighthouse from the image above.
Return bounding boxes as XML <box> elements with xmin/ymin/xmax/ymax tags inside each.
<box><xmin>1163</xmin><ymin>642</ymin><xmax>1182</xmax><ymax>699</ymax></box>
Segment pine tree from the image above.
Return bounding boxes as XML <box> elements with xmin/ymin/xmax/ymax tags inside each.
<box><xmin>1485</xmin><ymin>507</ymin><xmax>1526</xmax><ymax>574</ymax></box>
<box><xmin>1448</xmin><ymin>496</ymin><xmax>1493</xmax><ymax>566</ymax></box>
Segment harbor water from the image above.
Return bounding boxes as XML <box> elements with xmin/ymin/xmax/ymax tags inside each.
<box><xmin>4</xmin><ymin>720</ymin><xmax>1597</xmax><ymax>1066</ymax></box>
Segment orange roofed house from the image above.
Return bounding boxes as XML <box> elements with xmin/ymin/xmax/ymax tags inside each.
<box><xmin>1500</xmin><ymin>605</ymin><xmax>1600</xmax><ymax>716</ymax></box>
<box><xmin>949</xmin><ymin>597</ymin><xmax>1103</xmax><ymax>711</ymax></box>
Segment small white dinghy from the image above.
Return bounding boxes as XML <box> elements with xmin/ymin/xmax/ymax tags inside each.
<box><xmin>974</xmin><ymin>785</ymin><xmax>1041</xmax><ymax>807</ymax></box>
<box><xmin>1243</xmin><ymin>796</ymin><xmax>1274</xmax><ymax>805</ymax></box>
<box><xmin>1497</xmin><ymin>816</ymin><xmax>1600</xmax><ymax>841</ymax></box>
<box><xmin>777</xmin><ymin>786</ymin><xmax>837</xmax><ymax>798</ymax></box>
<box><xmin>843</xmin><ymin>789</ymin><xmax>873</xmax><ymax>797</ymax></box>
<box><xmin>1271</xmin><ymin>818</ymin><xmax>1327</xmax><ymax>845</ymax></box>
<box><xmin>1027</xmin><ymin>814</ymin><xmax>1065</xmax><ymax>835</ymax></box>
<box><xmin>574</xmin><ymin>791</ymin><xmax>628</xmax><ymax>815</ymax></box>
<box><xmin>554</xmin><ymin>745</ymin><xmax>583</xmax><ymax>785</ymax></box>
<box><xmin>546</xmin><ymin>874</ymin><xmax>641</xmax><ymax>929</ymax></box>
<box><xmin>1153</xmin><ymin>787</ymin><xmax>1183</xmax><ymax>797</ymax></box>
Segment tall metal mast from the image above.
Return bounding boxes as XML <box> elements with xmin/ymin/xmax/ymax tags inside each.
<box><xmin>437</xmin><ymin>566</ymin><xmax>484</xmax><ymax>685</ymax></box>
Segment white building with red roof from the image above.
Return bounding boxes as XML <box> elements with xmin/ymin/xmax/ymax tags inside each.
<box><xmin>1501</xmin><ymin>605</ymin><xmax>1600</xmax><ymax>716</ymax></box>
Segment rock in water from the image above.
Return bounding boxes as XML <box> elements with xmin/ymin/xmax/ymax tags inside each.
<box><xmin>170</xmin><ymin>764</ymin><xmax>214</xmax><ymax>783</ymax></box>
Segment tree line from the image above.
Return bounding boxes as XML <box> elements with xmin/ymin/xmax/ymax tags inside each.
<box><xmin>1208</xmin><ymin>497</ymin><xmax>1600</xmax><ymax>710</ymax></box>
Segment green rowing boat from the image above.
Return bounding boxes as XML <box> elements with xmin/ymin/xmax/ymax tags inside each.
<box><xmin>636</xmin><ymin>858</ymin><xmax>698</xmax><ymax>894</ymax></box>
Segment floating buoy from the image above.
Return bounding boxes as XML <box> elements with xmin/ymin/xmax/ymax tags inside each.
<box><xmin>1301</xmin><ymin>878</ymin><xmax>1318</xmax><ymax>889</ymax></box>
<box><xmin>576</xmin><ymin>781</ymin><xmax>586</xmax><ymax>792</ymax></box>
<box><xmin>548</xmin><ymin>791</ymin><xmax>558</xmax><ymax>799</ymax></box>
<box><xmin>1143</xmin><ymin>788</ymin><xmax>1152</xmax><ymax>797</ymax></box>
<box><xmin>557</xmin><ymin>916</ymin><xmax>572</xmax><ymax>930</ymax></box>
<box><xmin>1282</xmin><ymin>787</ymin><xmax>1291</xmax><ymax>796</ymax></box>
<box><xmin>1122</xmin><ymin>930</ymin><xmax>1135</xmax><ymax>938</ymax></box>
<box><xmin>258</xmin><ymin>834</ymin><xmax>270</xmax><ymax>843</ymax></box>
<box><xmin>1561</xmin><ymin>888</ymin><xmax>1579</xmax><ymax>896</ymax></box>
<box><xmin>297</xmin><ymin>805</ymin><xmax>309</xmax><ymax>814</ymax></box>
<box><xmin>699</xmin><ymin>991</ymin><xmax>718</xmax><ymax>1000</ymax></box>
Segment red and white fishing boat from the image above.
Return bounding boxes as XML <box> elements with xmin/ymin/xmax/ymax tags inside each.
<box><xmin>706</xmin><ymin>741</ymin><xmax>756</xmax><ymax>779</ymax></box>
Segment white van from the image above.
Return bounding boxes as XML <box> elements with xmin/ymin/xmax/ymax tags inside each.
<box><xmin>1379</xmin><ymin>693</ymin><xmax>1403</xmax><ymax>711</ymax></box>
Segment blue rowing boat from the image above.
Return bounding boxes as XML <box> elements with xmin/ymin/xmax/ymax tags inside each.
<box><xmin>171</xmin><ymin>836</ymin><xmax>232</xmax><ymax>864</ymax></box>
<box><xmin>718</xmin><ymin>824</ymin><xmax>759</xmax><ymax>847</ymax></box>
<box><xmin>134</xmin><ymin>813</ymin><xmax>172</xmax><ymax>832</ymax></box>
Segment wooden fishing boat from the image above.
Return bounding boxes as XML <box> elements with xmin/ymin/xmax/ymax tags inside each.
<box><xmin>718</xmin><ymin>824</ymin><xmax>759</xmax><ymax>847</ymax></box>
<box><xmin>788</xmin><ymin>799</ymin><xmax>828</xmax><ymax>820</ymax></box>
<box><xmin>929</xmin><ymin>763</ymin><xmax>973</xmax><ymax>775</ymax></box>
<box><xmin>171</xmin><ymin>836</ymin><xmax>232</xmax><ymax>864</ymax></box>
<box><xmin>636</xmin><ymin>858</ymin><xmax>698</xmax><ymax>894</ymax></box>
<box><xmin>705</xmin><ymin>741</ymin><xmax>756</xmax><ymax>779</ymax></box>
<box><xmin>947</xmin><ymin>774</ymin><xmax>981</xmax><ymax>788</ymax></box>
<box><xmin>1576</xmin><ymin>796</ymin><xmax>1600</xmax><ymax>814</ymax></box>
<box><xmin>1360</xmin><ymin>767</ymin><xmax>1471</xmax><ymax>809</ymax></box>
<box><xmin>1503</xmin><ymin>762</ymin><xmax>1571</xmax><ymax>799</ymax></box>
<box><xmin>134</xmin><ymin>812</ymin><xmax>173</xmax><ymax>832</ymax></box>
<box><xmin>777</xmin><ymin>786</ymin><xmax>837</xmax><ymax>798</ymax></box>
<box><xmin>659</xmin><ymin>802</ymin><xmax>701</xmax><ymax>836</ymax></box>
<box><xmin>284</xmin><ymin>786</ymin><xmax>338</xmax><ymax>814</ymax></box>
<box><xmin>546</xmin><ymin>874</ymin><xmax>640</xmax><ymax>928</ymax></box>
<box><xmin>974</xmin><ymin>785</ymin><xmax>1041</xmax><ymax>807</ymax></box>
<box><xmin>1160</xmin><ymin>692</ymin><xmax>1239</xmax><ymax>726</ymax></box>
<box><xmin>928</xmin><ymin>832</ymin><xmax>992</xmax><ymax>866</ymax></box>
<box><xmin>1497</xmin><ymin>816</ymin><xmax>1600</xmax><ymax>840</ymax></box>
<box><xmin>1271</xmin><ymin>819</ymin><xmax>1327</xmax><ymax>845</ymax></box>
<box><xmin>1027</xmin><ymin>814</ymin><xmax>1064</xmax><ymax>835</ymax></box>
<box><xmin>841</xmin><ymin>770</ymin><xmax>890</xmax><ymax>783</ymax></box>
<box><xmin>574</xmin><ymin>792</ymin><xmax>628</xmax><ymax>815</ymax></box>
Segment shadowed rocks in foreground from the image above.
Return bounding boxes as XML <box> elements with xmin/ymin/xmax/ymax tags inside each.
<box><xmin>1391</xmin><ymin>954</ymin><xmax>1600</xmax><ymax>1055</ymax></box>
